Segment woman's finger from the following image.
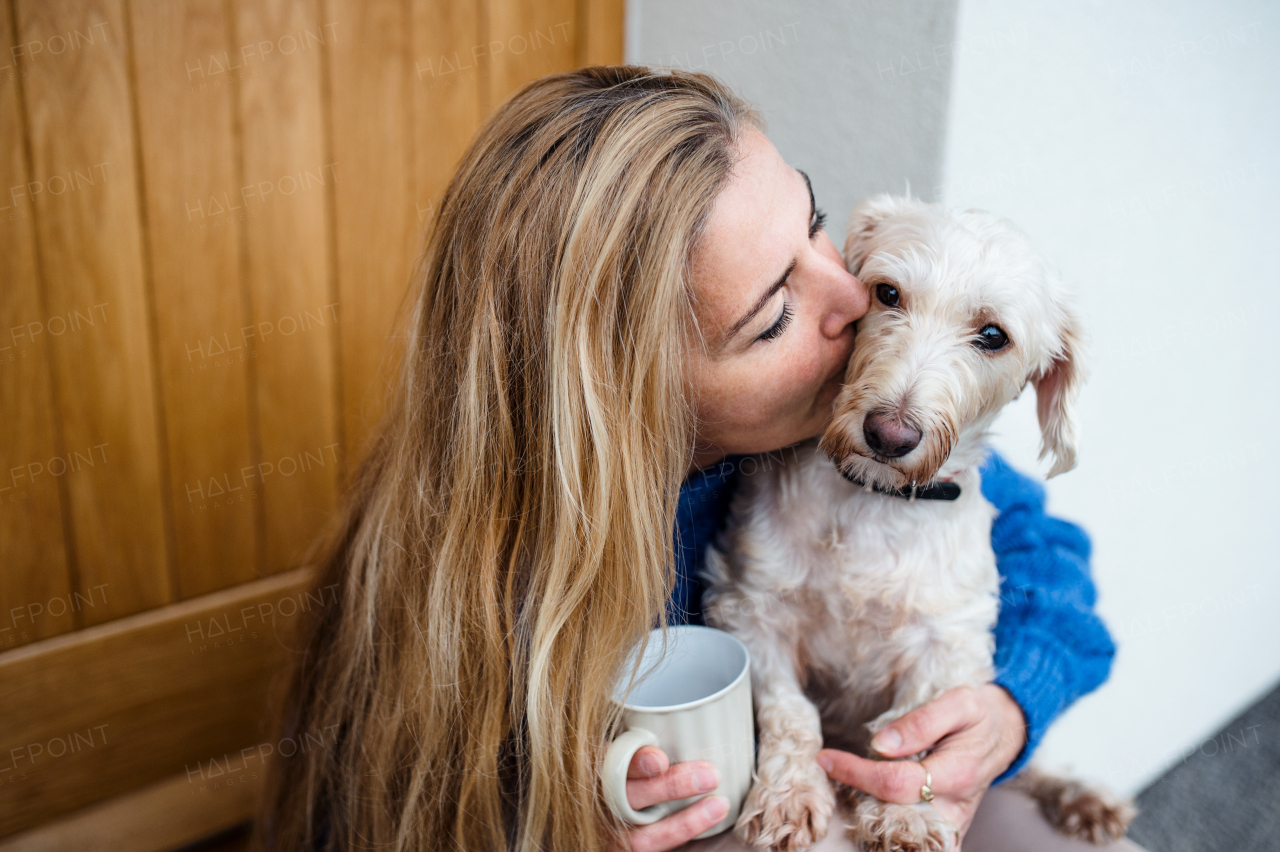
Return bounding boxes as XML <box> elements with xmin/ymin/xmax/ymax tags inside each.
<box><xmin>814</xmin><ymin>749</ymin><xmax>928</xmax><ymax>805</ymax></box>
<box><xmin>628</xmin><ymin>745</ymin><xmax>669</xmax><ymax>779</ymax></box>
<box><xmin>909</xmin><ymin>731</ymin><xmax>995</xmax><ymax>798</ymax></box>
<box><xmin>627</xmin><ymin>760</ymin><xmax>722</xmax><ymax>811</ymax></box>
<box><xmin>868</xmin><ymin>687</ymin><xmax>981</xmax><ymax>758</ymax></box>
<box><xmin>623</xmin><ymin>795</ymin><xmax>730</xmax><ymax>852</ymax></box>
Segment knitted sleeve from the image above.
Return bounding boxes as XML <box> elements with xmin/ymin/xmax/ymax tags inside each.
<box><xmin>980</xmin><ymin>451</ymin><xmax>1116</xmax><ymax>784</ymax></box>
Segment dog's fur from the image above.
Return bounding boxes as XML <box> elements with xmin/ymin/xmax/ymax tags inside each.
<box><xmin>700</xmin><ymin>196</ymin><xmax>1133</xmax><ymax>851</ymax></box>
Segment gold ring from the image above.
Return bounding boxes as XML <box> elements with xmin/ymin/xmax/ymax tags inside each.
<box><xmin>920</xmin><ymin>764</ymin><xmax>934</xmax><ymax>803</ymax></box>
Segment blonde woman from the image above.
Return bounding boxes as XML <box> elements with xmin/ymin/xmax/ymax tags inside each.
<box><xmin>260</xmin><ymin>66</ymin><xmax>1143</xmax><ymax>852</ymax></box>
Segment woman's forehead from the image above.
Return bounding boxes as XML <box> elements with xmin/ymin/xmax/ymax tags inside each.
<box><xmin>691</xmin><ymin>130</ymin><xmax>809</xmax><ymax>334</ymax></box>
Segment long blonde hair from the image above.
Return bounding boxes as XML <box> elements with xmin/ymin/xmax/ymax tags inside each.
<box><xmin>260</xmin><ymin>66</ymin><xmax>760</xmax><ymax>851</ymax></box>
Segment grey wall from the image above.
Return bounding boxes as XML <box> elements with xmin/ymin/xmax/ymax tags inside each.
<box><xmin>627</xmin><ymin>0</ymin><xmax>959</xmax><ymax>236</ymax></box>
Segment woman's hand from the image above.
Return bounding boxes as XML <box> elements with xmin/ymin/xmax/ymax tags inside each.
<box><xmin>815</xmin><ymin>685</ymin><xmax>1027</xmax><ymax>849</ymax></box>
<box><xmin>606</xmin><ymin>746</ymin><xmax>729</xmax><ymax>852</ymax></box>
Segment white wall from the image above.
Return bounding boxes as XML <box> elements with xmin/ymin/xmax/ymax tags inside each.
<box><xmin>942</xmin><ymin>0</ymin><xmax>1280</xmax><ymax>794</ymax></box>
<box><xmin>631</xmin><ymin>0</ymin><xmax>1280</xmax><ymax>797</ymax></box>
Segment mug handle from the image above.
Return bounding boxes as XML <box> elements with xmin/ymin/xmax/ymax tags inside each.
<box><xmin>602</xmin><ymin>727</ymin><xmax>690</xmax><ymax>825</ymax></box>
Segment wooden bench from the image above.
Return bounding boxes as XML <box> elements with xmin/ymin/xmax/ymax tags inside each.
<box><xmin>0</xmin><ymin>570</ymin><xmax>311</xmax><ymax>851</ymax></box>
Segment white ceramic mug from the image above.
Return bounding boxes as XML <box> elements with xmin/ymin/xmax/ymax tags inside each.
<box><xmin>602</xmin><ymin>624</ymin><xmax>755</xmax><ymax>839</ymax></box>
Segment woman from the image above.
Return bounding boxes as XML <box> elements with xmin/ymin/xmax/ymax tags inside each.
<box><xmin>260</xmin><ymin>66</ymin><xmax>1140</xmax><ymax>852</ymax></box>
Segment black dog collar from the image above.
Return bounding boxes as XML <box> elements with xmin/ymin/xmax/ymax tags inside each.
<box><xmin>837</xmin><ymin>466</ymin><xmax>962</xmax><ymax>501</ymax></box>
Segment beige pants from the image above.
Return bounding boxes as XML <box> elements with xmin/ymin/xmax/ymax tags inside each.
<box><xmin>679</xmin><ymin>787</ymin><xmax>1150</xmax><ymax>852</ymax></box>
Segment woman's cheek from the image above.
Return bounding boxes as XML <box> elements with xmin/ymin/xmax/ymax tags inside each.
<box><xmin>728</xmin><ymin>357</ymin><xmax>790</xmax><ymax>425</ymax></box>
<box><xmin>726</xmin><ymin>342</ymin><xmax>824</xmax><ymax>427</ymax></box>
<box><xmin>792</xmin><ymin>342</ymin><xmax>827</xmax><ymax>395</ymax></box>
<box><xmin>754</xmin><ymin>350</ymin><xmax>820</xmax><ymax>425</ymax></box>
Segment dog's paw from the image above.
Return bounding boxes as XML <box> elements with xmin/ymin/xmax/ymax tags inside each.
<box><xmin>1007</xmin><ymin>767</ymin><xmax>1135</xmax><ymax>843</ymax></box>
<box><xmin>733</xmin><ymin>763</ymin><xmax>835</xmax><ymax>851</ymax></box>
<box><xmin>848</xmin><ymin>798</ymin><xmax>956</xmax><ymax>852</ymax></box>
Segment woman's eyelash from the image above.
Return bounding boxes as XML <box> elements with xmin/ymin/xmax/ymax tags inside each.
<box><xmin>758</xmin><ymin>301</ymin><xmax>794</xmax><ymax>341</ymax></box>
<box><xmin>809</xmin><ymin>207</ymin><xmax>828</xmax><ymax>239</ymax></box>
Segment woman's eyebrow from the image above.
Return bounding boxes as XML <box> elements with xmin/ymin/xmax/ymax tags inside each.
<box><xmin>720</xmin><ymin>168</ymin><xmax>814</xmax><ymax>349</ymax></box>
<box><xmin>799</xmin><ymin>168</ymin><xmax>816</xmax><ymax>227</ymax></box>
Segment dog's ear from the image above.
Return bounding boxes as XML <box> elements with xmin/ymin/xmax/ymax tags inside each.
<box><xmin>1033</xmin><ymin>303</ymin><xmax>1086</xmax><ymax>478</ymax></box>
<box><xmin>844</xmin><ymin>194</ymin><xmax>915</xmax><ymax>275</ymax></box>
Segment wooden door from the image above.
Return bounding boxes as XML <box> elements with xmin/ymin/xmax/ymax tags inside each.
<box><xmin>0</xmin><ymin>0</ymin><xmax>623</xmax><ymax>847</ymax></box>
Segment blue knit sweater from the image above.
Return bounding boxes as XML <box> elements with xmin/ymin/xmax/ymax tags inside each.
<box><xmin>666</xmin><ymin>450</ymin><xmax>1115</xmax><ymax>784</ymax></box>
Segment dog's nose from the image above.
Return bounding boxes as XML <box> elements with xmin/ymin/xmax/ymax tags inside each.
<box><xmin>863</xmin><ymin>411</ymin><xmax>922</xmax><ymax>458</ymax></box>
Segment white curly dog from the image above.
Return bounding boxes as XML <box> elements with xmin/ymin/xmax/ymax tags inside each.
<box><xmin>701</xmin><ymin>195</ymin><xmax>1131</xmax><ymax>852</ymax></box>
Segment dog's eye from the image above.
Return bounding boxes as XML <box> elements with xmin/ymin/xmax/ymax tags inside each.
<box><xmin>974</xmin><ymin>324</ymin><xmax>1009</xmax><ymax>351</ymax></box>
<box><xmin>875</xmin><ymin>284</ymin><xmax>899</xmax><ymax>307</ymax></box>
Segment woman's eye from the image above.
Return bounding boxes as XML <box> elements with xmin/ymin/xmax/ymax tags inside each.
<box><xmin>809</xmin><ymin>208</ymin><xmax>828</xmax><ymax>239</ymax></box>
<box><xmin>758</xmin><ymin>302</ymin><xmax>794</xmax><ymax>341</ymax></box>
<box><xmin>875</xmin><ymin>284</ymin><xmax>899</xmax><ymax>307</ymax></box>
<box><xmin>974</xmin><ymin>324</ymin><xmax>1009</xmax><ymax>351</ymax></box>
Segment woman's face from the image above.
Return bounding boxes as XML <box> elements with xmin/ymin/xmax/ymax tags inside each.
<box><xmin>686</xmin><ymin>127</ymin><xmax>869</xmax><ymax>472</ymax></box>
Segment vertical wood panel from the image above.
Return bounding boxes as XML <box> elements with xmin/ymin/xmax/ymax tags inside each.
<box><xmin>14</xmin><ymin>0</ymin><xmax>172</xmax><ymax>623</ymax></box>
<box><xmin>485</xmin><ymin>0</ymin><xmax>576</xmax><ymax>108</ymax></box>
<box><xmin>410</xmin><ymin>0</ymin><xmax>483</xmax><ymax>226</ymax></box>
<box><xmin>577</xmin><ymin>0</ymin><xmax>623</xmax><ymax>66</ymax></box>
<box><xmin>128</xmin><ymin>0</ymin><xmax>259</xmax><ymax>597</ymax></box>
<box><xmin>0</xmin><ymin>0</ymin><xmax>74</xmax><ymax>649</ymax></box>
<box><xmin>233</xmin><ymin>0</ymin><xmax>340</xmax><ymax>574</ymax></box>
<box><xmin>323</xmin><ymin>0</ymin><xmax>413</xmax><ymax>469</ymax></box>
<box><xmin>2</xmin><ymin>0</ymin><xmax>622</xmax><ymax>641</ymax></box>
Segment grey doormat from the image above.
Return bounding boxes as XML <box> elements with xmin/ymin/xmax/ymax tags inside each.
<box><xmin>1127</xmin><ymin>679</ymin><xmax>1280</xmax><ymax>852</ymax></box>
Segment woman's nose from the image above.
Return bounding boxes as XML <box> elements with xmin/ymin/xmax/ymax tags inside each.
<box><xmin>821</xmin><ymin>267</ymin><xmax>869</xmax><ymax>339</ymax></box>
